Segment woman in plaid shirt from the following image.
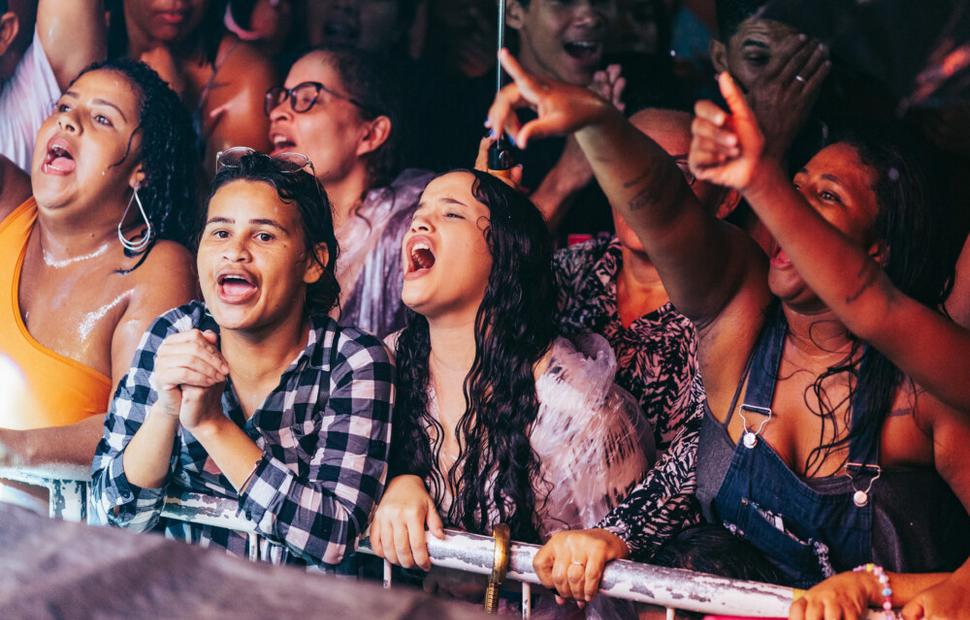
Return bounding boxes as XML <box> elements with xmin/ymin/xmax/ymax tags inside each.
<box><xmin>91</xmin><ymin>151</ymin><xmax>394</xmax><ymax>568</ymax></box>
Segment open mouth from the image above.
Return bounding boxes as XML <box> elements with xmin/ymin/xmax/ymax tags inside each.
<box><xmin>217</xmin><ymin>272</ymin><xmax>258</xmax><ymax>303</ymax></box>
<box><xmin>562</xmin><ymin>40</ymin><xmax>602</xmax><ymax>63</ymax></box>
<box><xmin>43</xmin><ymin>139</ymin><xmax>76</xmax><ymax>174</ymax></box>
<box><xmin>270</xmin><ymin>133</ymin><xmax>297</xmax><ymax>155</ymax></box>
<box><xmin>406</xmin><ymin>238</ymin><xmax>436</xmax><ymax>277</ymax></box>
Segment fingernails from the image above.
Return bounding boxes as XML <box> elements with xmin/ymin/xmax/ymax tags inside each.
<box><xmin>798</xmin><ymin>33</ymin><xmax>808</xmax><ymax>42</ymax></box>
<box><xmin>484</xmin><ymin>118</ymin><xmax>492</xmax><ymax>128</ymax></box>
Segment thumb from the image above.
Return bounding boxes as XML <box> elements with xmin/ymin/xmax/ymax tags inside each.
<box><xmin>201</xmin><ymin>330</ymin><xmax>219</xmax><ymax>345</ymax></box>
<box><xmin>900</xmin><ymin>599</ymin><xmax>925</xmax><ymax>620</ymax></box>
<box><xmin>718</xmin><ymin>72</ymin><xmax>761</xmax><ymax>145</ymax></box>
<box><xmin>717</xmin><ymin>72</ymin><xmax>754</xmax><ymax>122</ymax></box>
<box><xmin>426</xmin><ymin>501</ymin><xmax>445</xmax><ymax>539</ymax></box>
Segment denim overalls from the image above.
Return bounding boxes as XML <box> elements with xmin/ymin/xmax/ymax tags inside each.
<box><xmin>701</xmin><ymin>309</ymin><xmax>892</xmax><ymax>587</ymax></box>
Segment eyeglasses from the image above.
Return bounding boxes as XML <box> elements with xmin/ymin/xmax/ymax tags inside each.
<box><xmin>263</xmin><ymin>81</ymin><xmax>376</xmax><ymax>117</ymax></box>
<box><xmin>215</xmin><ymin>146</ymin><xmax>327</xmax><ymax>206</ymax></box>
<box><xmin>216</xmin><ymin>146</ymin><xmax>317</xmax><ymax>176</ymax></box>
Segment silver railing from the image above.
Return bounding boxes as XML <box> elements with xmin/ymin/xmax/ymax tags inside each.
<box><xmin>8</xmin><ymin>471</ymin><xmax>894</xmax><ymax>619</ymax></box>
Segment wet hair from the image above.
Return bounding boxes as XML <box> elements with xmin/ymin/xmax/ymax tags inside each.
<box><xmin>391</xmin><ymin>170</ymin><xmax>556</xmax><ymax>543</ymax></box>
<box><xmin>653</xmin><ymin>525</ymin><xmax>783</xmax><ymax>584</ymax></box>
<box><xmin>72</xmin><ymin>58</ymin><xmax>199</xmax><ymax>267</ymax></box>
<box><xmin>800</xmin><ymin>131</ymin><xmax>953</xmax><ymax>475</ymax></box>
<box><xmin>313</xmin><ymin>46</ymin><xmax>405</xmax><ymax>189</ymax></box>
<box><xmin>715</xmin><ymin>0</ymin><xmax>769</xmax><ymax>42</ymax></box>
<box><xmin>106</xmin><ymin>0</ymin><xmax>226</xmax><ymax>64</ymax></box>
<box><xmin>204</xmin><ymin>152</ymin><xmax>340</xmax><ymax>315</ymax></box>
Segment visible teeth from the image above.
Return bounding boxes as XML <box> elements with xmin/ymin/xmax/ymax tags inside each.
<box><xmin>569</xmin><ymin>41</ymin><xmax>596</xmax><ymax>49</ymax></box>
<box><xmin>412</xmin><ymin>242</ymin><xmax>430</xmax><ymax>252</ymax></box>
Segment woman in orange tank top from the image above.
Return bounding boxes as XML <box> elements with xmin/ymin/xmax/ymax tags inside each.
<box><xmin>0</xmin><ymin>58</ymin><xmax>199</xmax><ymax>511</ymax></box>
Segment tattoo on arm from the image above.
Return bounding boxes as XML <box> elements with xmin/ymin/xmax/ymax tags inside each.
<box><xmin>623</xmin><ymin>170</ymin><xmax>649</xmax><ymax>189</ymax></box>
<box><xmin>629</xmin><ymin>187</ymin><xmax>651</xmax><ymax>212</ymax></box>
<box><xmin>845</xmin><ymin>260</ymin><xmax>881</xmax><ymax>304</ymax></box>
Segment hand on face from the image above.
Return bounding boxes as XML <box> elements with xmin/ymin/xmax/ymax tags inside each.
<box><xmin>486</xmin><ymin>49</ymin><xmax>613</xmax><ymax>150</ymax></box>
<box><xmin>689</xmin><ymin>72</ymin><xmax>766</xmax><ymax>192</ymax></box>
<box><xmin>152</xmin><ymin>329</ymin><xmax>229</xmax><ymax>419</ymax></box>
<box><xmin>368</xmin><ymin>474</ymin><xmax>445</xmax><ymax>571</ymax></box>
<box><xmin>532</xmin><ymin>528</ymin><xmax>629</xmax><ymax>607</ymax></box>
<box><xmin>745</xmin><ymin>34</ymin><xmax>830</xmax><ymax>160</ymax></box>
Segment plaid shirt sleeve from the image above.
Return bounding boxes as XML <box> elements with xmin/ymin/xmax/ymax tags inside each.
<box><xmin>90</xmin><ymin>306</ymin><xmax>193</xmax><ymax>531</ymax></box>
<box><xmin>237</xmin><ymin>329</ymin><xmax>394</xmax><ymax>566</ymax></box>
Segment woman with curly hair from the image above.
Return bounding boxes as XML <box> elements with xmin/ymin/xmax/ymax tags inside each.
<box><xmin>369</xmin><ymin>169</ymin><xmax>653</xmax><ymax>612</ymax></box>
<box><xmin>0</xmin><ymin>58</ymin><xmax>199</xmax><ymax>512</ymax></box>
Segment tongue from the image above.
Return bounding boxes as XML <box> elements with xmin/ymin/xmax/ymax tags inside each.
<box><xmin>223</xmin><ymin>280</ymin><xmax>255</xmax><ymax>296</ymax></box>
<box><xmin>49</xmin><ymin>156</ymin><xmax>76</xmax><ymax>172</ymax></box>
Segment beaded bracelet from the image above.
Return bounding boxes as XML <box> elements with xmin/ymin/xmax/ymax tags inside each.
<box><xmin>854</xmin><ymin>563</ymin><xmax>895</xmax><ymax>619</ymax></box>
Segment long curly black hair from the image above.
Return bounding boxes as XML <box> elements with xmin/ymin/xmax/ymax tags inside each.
<box><xmin>73</xmin><ymin>58</ymin><xmax>199</xmax><ymax>268</ymax></box>
<box><xmin>797</xmin><ymin>131</ymin><xmax>954</xmax><ymax>476</ymax></box>
<box><xmin>390</xmin><ymin>170</ymin><xmax>556</xmax><ymax>543</ymax></box>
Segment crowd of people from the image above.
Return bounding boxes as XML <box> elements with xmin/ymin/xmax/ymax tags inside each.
<box><xmin>1</xmin><ymin>1</ymin><xmax>969</xmax><ymax>619</ymax></box>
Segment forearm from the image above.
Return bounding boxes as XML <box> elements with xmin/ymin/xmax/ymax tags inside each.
<box><xmin>744</xmin><ymin>160</ymin><xmax>970</xmax><ymax>409</ymax></box>
<box><xmin>574</xmin><ymin>107</ymin><xmax>747</xmax><ymax>320</ymax></box>
<box><xmin>122</xmin><ymin>404</ymin><xmax>181</xmax><ymax>489</ymax></box>
<box><xmin>3</xmin><ymin>415</ymin><xmax>106</xmax><ymax>474</ymax></box>
<box><xmin>530</xmin><ymin>172</ymin><xmax>582</xmax><ymax>232</ymax></box>
<box><xmin>190</xmin><ymin>417</ymin><xmax>262</xmax><ymax>491</ymax></box>
<box><xmin>886</xmin><ymin>571</ymin><xmax>950</xmax><ymax>605</ymax></box>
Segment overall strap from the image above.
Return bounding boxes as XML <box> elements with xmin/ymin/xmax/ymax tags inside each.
<box><xmin>740</xmin><ymin>302</ymin><xmax>788</xmax><ymax>413</ymax></box>
<box><xmin>846</xmin><ymin>349</ymin><xmax>882</xmax><ymax>468</ymax></box>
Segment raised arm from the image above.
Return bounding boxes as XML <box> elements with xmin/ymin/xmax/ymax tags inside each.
<box><xmin>36</xmin><ymin>0</ymin><xmax>106</xmax><ymax>89</ymax></box>
<box><xmin>486</xmin><ymin>49</ymin><xmax>766</xmax><ymax>328</ymax></box>
<box><xmin>692</xmin><ymin>72</ymin><xmax>970</xmax><ymax>412</ymax></box>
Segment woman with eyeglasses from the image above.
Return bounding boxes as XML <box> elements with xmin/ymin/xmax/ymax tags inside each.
<box><xmin>0</xmin><ymin>58</ymin><xmax>198</xmax><ymax>512</ymax></box>
<box><xmin>266</xmin><ymin>46</ymin><xmax>433</xmax><ymax>339</ymax></box>
<box><xmin>92</xmin><ymin>151</ymin><xmax>394</xmax><ymax>568</ymax></box>
<box><xmin>105</xmin><ymin>0</ymin><xmax>276</xmax><ymax>173</ymax></box>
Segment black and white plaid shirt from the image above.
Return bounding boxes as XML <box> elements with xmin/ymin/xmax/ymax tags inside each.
<box><xmin>91</xmin><ymin>301</ymin><xmax>394</xmax><ymax>568</ymax></box>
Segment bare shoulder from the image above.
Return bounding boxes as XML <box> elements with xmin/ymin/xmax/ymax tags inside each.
<box><xmin>0</xmin><ymin>156</ymin><xmax>31</xmax><ymax>222</ymax></box>
<box><xmin>126</xmin><ymin>240</ymin><xmax>197</xmax><ymax>315</ymax></box>
<box><xmin>219</xmin><ymin>36</ymin><xmax>274</xmax><ymax>74</ymax></box>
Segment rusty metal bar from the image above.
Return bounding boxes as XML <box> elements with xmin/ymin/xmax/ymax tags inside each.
<box><xmin>356</xmin><ymin>529</ymin><xmax>798</xmax><ymax>618</ymax></box>
<box><xmin>2</xmin><ymin>473</ymin><xmax>893</xmax><ymax>620</ymax></box>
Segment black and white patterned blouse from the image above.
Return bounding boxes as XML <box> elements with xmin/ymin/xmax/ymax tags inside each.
<box><xmin>552</xmin><ymin>235</ymin><xmax>703</xmax><ymax>558</ymax></box>
<box><xmin>91</xmin><ymin>301</ymin><xmax>395</xmax><ymax>568</ymax></box>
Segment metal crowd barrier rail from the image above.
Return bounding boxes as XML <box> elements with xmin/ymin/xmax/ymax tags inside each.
<box><xmin>4</xmin><ymin>470</ymin><xmax>885</xmax><ymax>619</ymax></box>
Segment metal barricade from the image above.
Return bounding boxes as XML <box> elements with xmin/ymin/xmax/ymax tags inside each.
<box><xmin>2</xmin><ymin>471</ymin><xmax>895</xmax><ymax>619</ymax></box>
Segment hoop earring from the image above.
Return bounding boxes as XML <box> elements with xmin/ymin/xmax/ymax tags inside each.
<box><xmin>118</xmin><ymin>186</ymin><xmax>153</xmax><ymax>253</ymax></box>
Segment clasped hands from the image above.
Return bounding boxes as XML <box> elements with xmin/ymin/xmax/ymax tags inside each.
<box><xmin>151</xmin><ymin>329</ymin><xmax>230</xmax><ymax>434</ymax></box>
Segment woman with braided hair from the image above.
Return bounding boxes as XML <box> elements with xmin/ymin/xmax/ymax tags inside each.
<box><xmin>0</xmin><ymin>58</ymin><xmax>199</xmax><ymax>513</ymax></box>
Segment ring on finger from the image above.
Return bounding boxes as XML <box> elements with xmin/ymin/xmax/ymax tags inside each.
<box><xmin>794</xmin><ymin>74</ymin><xmax>806</xmax><ymax>83</ymax></box>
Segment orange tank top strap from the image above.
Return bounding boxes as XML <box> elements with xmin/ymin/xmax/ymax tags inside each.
<box><xmin>0</xmin><ymin>197</ymin><xmax>112</xmax><ymax>430</ymax></box>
